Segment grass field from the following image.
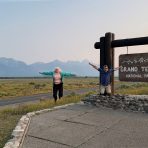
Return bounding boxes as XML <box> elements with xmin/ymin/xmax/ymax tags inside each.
<box><xmin>0</xmin><ymin>77</ymin><xmax>98</xmax><ymax>99</ymax></box>
<box><xmin>0</xmin><ymin>77</ymin><xmax>148</xmax><ymax>99</ymax></box>
<box><xmin>115</xmin><ymin>81</ymin><xmax>148</xmax><ymax>95</ymax></box>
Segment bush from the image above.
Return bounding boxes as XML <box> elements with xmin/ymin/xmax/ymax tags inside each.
<box><xmin>119</xmin><ymin>84</ymin><xmax>131</xmax><ymax>89</ymax></box>
<box><xmin>34</xmin><ymin>84</ymin><xmax>41</xmax><ymax>89</ymax></box>
<box><xmin>29</xmin><ymin>82</ymin><xmax>35</xmax><ymax>85</ymax></box>
<box><xmin>0</xmin><ymin>92</ymin><xmax>9</xmax><ymax>97</ymax></box>
<box><xmin>41</xmin><ymin>84</ymin><xmax>46</xmax><ymax>87</ymax></box>
<box><xmin>34</xmin><ymin>84</ymin><xmax>46</xmax><ymax>89</ymax></box>
<box><xmin>131</xmin><ymin>83</ymin><xmax>145</xmax><ymax>88</ymax></box>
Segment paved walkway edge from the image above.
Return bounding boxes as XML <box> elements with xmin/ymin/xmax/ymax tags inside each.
<box><xmin>4</xmin><ymin>102</ymin><xmax>81</xmax><ymax>148</ymax></box>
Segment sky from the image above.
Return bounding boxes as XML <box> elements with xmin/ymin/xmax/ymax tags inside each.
<box><xmin>0</xmin><ymin>0</ymin><xmax>148</xmax><ymax>66</ymax></box>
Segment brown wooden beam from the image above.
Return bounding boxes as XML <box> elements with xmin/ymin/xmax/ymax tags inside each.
<box><xmin>95</xmin><ymin>36</ymin><xmax>148</xmax><ymax>49</ymax></box>
<box><xmin>112</xmin><ymin>36</ymin><xmax>148</xmax><ymax>47</ymax></box>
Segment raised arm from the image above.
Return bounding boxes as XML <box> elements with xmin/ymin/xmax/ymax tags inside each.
<box><xmin>89</xmin><ymin>62</ymin><xmax>99</xmax><ymax>71</ymax></box>
<box><xmin>113</xmin><ymin>66</ymin><xmax>122</xmax><ymax>71</ymax></box>
<box><xmin>39</xmin><ymin>71</ymin><xmax>54</xmax><ymax>76</ymax></box>
<box><xmin>61</xmin><ymin>72</ymin><xmax>76</xmax><ymax>77</ymax></box>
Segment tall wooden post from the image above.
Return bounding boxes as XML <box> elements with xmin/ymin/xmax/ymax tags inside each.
<box><xmin>104</xmin><ymin>32</ymin><xmax>114</xmax><ymax>95</ymax></box>
<box><xmin>99</xmin><ymin>37</ymin><xmax>105</xmax><ymax>92</ymax></box>
<box><xmin>111</xmin><ymin>33</ymin><xmax>115</xmax><ymax>95</ymax></box>
<box><xmin>99</xmin><ymin>33</ymin><xmax>115</xmax><ymax>95</ymax></box>
<box><xmin>104</xmin><ymin>33</ymin><xmax>112</xmax><ymax>67</ymax></box>
<box><xmin>100</xmin><ymin>37</ymin><xmax>105</xmax><ymax>68</ymax></box>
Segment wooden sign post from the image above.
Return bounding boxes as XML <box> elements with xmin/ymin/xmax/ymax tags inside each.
<box><xmin>94</xmin><ymin>32</ymin><xmax>148</xmax><ymax>95</ymax></box>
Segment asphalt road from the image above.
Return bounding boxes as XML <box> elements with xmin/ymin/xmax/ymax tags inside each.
<box><xmin>0</xmin><ymin>88</ymin><xmax>98</xmax><ymax>107</ymax></box>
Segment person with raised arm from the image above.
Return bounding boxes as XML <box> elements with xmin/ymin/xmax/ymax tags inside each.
<box><xmin>40</xmin><ymin>67</ymin><xmax>75</xmax><ymax>102</ymax></box>
<box><xmin>89</xmin><ymin>62</ymin><xmax>120</xmax><ymax>96</ymax></box>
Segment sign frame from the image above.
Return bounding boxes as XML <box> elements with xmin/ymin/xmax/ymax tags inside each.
<box><xmin>119</xmin><ymin>53</ymin><xmax>148</xmax><ymax>82</ymax></box>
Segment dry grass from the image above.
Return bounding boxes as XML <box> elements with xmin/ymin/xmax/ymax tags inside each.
<box><xmin>0</xmin><ymin>77</ymin><xmax>148</xmax><ymax>98</ymax></box>
<box><xmin>115</xmin><ymin>81</ymin><xmax>148</xmax><ymax>95</ymax></box>
<box><xmin>0</xmin><ymin>113</ymin><xmax>21</xmax><ymax>148</ymax></box>
<box><xmin>0</xmin><ymin>77</ymin><xmax>98</xmax><ymax>100</ymax></box>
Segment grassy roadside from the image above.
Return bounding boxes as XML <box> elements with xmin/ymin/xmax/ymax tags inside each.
<box><xmin>115</xmin><ymin>81</ymin><xmax>148</xmax><ymax>95</ymax></box>
<box><xmin>1</xmin><ymin>77</ymin><xmax>148</xmax><ymax>100</ymax></box>
<box><xmin>0</xmin><ymin>113</ymin><xmax>21</xmax><ymax>148</ymax></box>
<box><xmin>0</xmin><ymin>77</ymin><xmax>98</xmax><ymax>99</ymax></box>
<box><xmin>0</xmin><ymin>91</ymin><xmax>94</xmax><ymax>148</ymax></box>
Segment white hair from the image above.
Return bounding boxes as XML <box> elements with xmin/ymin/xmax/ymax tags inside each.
<box><xmin>54</xmin><ymin>67</ymin><xmax>62</xmax><ymax>72</ymax></box>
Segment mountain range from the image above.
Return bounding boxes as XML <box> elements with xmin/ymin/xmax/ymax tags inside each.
<box><xmin>0</xmin><ymin>57</ymin><xmax>101</xmax><ymax>77</ymax></box>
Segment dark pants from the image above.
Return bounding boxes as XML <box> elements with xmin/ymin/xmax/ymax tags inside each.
<box><xmin>53</xmin><ymin>83</ymin><xmax>63</xmax><ymax>102</ymax></box>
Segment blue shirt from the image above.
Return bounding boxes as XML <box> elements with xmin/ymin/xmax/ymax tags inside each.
<box><xmin>98</xmin><ymin>68</ymin><xmax>114</xmax><ymax>86</ymax></box>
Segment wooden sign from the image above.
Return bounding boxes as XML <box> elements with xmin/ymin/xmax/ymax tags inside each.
<box><xmin>119</xmin><ymin>53</ymin><xmax>148</xmax><ymax>82</ymax></box>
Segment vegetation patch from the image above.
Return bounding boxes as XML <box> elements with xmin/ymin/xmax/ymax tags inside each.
<box><xmin>0</xmin><ymin>78</ymin><xmax>98</xmax><ymax>100</ymax></box>
<box><xmin>0</xmin><ymin>113</ymin><xmax>21</xmax><ymax>148</ymax></box>
<box><xmin>115</xmin><ymin>82</ymin><xmax>148</xmax><ymax>95</ymax></box>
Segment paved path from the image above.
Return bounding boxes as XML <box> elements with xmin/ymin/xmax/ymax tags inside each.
<box><xmin>22</xmin><ymin>103</ymin><xmax>148</xmax><ymax>148</ymax></box>
<box><xmin>0</xmin><ymin>88</ymin><xmax>97</xmax><ymax>107</ymax></box>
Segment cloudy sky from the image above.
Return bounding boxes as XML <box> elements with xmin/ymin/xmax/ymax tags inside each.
<box><xmin>0</xmin><ymin>0</ymin><xmax>148</xmax><ymax>66</ymax></box>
